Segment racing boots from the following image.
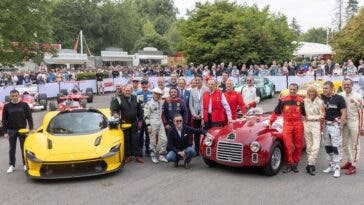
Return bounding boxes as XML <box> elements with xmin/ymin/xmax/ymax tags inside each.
<box><xmin>341</xmin><ymin>162</ymin><xmax>352</xmax><ymax>169</ymax></box>
<box><xmin>151</xmin><ymin>156</ymin><xmax>159</xmax><ymax>164</ymax></box>
<box><xmin>323</xmin><ymin>164</ymin><xmax>334</xmax><ymax>173</ymax></box>
<box><xmin>158</xmin><ymin>155</ymin><xmax>168</xmax><ymax>163</ymax></box>
<box><xmin>333</xmin><ymin>165</ymin><xmax>341</xmax><ymax>178</ymax></box>
<box><xmin>306</xmin><ymin>165</ymin><xmax>316</xmax><ymax>176</ymax></box>
<box><xmin>345</xmin><ymin>166</ymin><xmax>356</xmax><ymax>175</ymax></box>
<box><xmin>291</xmin><ymin>164</ymin><xmax>299</xmax><ymax>173</ymax></box>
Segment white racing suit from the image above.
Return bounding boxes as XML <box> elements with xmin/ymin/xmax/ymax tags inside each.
<box><xmin>241</xmin><ymin>85</ymin><xmax>260</xmax><ymax>110</ymax></box>
<box><xmin>340</xmin><ymin>91</ymin><xmax>362</xmax><ymax>166</ymax></box>
<box><xmin>304</xmin><ymin>97</ymin><xmax>324</xmax><ymax>166</ymax></box>
<box><xmin>143</xmin><ymin>98</ymin><xmax>167</xmax><ymax>156</ymax></box>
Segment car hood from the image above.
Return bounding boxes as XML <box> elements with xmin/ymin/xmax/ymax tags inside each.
<box><xmin>24</xmin><ymin>130</ymin><xmax>121</xmax><ymax>161</ymax></box>
<box><xmin>209</xmin><ymin>114</ymin><xmax>274</xmax><ymax>143</ymax></box>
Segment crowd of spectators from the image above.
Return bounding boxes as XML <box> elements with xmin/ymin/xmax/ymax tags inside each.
<box><xmin>1</xmin><ymin>59</ymin><xmax>363</xmax><ymax>87</ymax></box>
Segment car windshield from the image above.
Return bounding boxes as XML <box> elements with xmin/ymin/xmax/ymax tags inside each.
<box><xmin>47</xmin><ymin>111</ymin><xmax>107</xmax><ymax>135</ymax></box>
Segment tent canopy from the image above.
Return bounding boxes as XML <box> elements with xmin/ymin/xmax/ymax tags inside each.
<box><xmin>294</xmin><ymin>42</ymin><xmax>333</xmax><ymax>56</ymax></box>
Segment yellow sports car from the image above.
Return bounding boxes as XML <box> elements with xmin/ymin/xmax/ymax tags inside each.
<box><xmin>22</xmin><ymin>108</ymin><xmax>129</xmax><ymax>179</ymax></box>
<box><xmin>280</xmin><ymin>80</ymin><xmax>342</xmax><ymax>97</ymax></box>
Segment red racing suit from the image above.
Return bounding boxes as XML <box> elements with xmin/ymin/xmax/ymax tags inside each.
<box><xmin>269</xmin><ymin>95</ymin><xmax>305</xmax><ymax>165</ymax></box>
<box><xmin>224</xmin><ymin>90</ymin><xmax>246</xmax><ymax>120</ymax></box>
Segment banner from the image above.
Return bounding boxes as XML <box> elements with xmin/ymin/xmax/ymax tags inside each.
<box><xmin>38</xmin><ymin>83</ymin><xmax>59</xmax><ymax>98</ymax></box>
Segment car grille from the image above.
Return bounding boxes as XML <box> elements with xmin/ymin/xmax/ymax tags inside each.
<box><xmin>216</xmin><ymin>142</ymin><xmax>243</xmax><ymax>163</ymax></box>
<box><xmin>40</xmin><ymin>160</ymin><xmax>107</xmax><ymax>177</ymax></box>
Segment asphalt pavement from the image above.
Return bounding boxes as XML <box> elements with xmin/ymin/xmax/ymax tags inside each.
<box><xmin>0</xmin><ymin>93</ymin><xmax>363</xmax><ymax>205</ymax></box>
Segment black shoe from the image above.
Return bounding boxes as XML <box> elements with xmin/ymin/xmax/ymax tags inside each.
<box><xmin>282</xmin><ymin>165</ymin><xmax>292</xmax><ymax>173</ymax></box>
<box><xmin>174</xmin><ymin>160</ymin><xmax>179</xmax><ymax>167</ymax></box>
<box><xmin>292</xmin><ymin>164</ymin><xmax>299</xmax><ymax>173</ymax></box>
<box><xmin>184</xmin><ymin>161</ymin><xmax>191</xmax><ymax>169</ymax></box>
<box><xmin>311</xmin><ymin>165</ymin><xmax>316</xmax><ymax>172</ymax></box>
<box><xmin>306</xmin><ymin>165</ymin><xmax>310</xmax><ymax>173</ymax></box>
<box><xmin>308</xmin><ymin>165</ymin><xmax>315</xmax><ymax>176</ymax></box>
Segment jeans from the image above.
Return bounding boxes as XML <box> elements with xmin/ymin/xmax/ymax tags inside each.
<box><xmin>8</xmin><ymin>129</ymin><xmax>26</xmax><ymax>166</ymax></box>
<box><xmin>124</xmin><ymin>122</ymin><xmax>142</xmax><ymax>157</ymax></box>
<box><xmin>166</xmin><ymin>146</ymin><xmax>196</xmax><ymax>163</ymax></box>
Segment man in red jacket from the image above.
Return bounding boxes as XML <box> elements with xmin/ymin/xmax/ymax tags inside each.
<box><xmin>269</xmin><ymin>83</ymin><xmax>305</xmax><ymax>173</ymax></box>
<box><xmin>201</xmin><ymin>79</ymin><xmax>232</xmax><ymax>129</ymax></box>
<box><xmin>224</xmin><ymin>80</ymin><xmax>246</xmax><ymax>120</ymax></box>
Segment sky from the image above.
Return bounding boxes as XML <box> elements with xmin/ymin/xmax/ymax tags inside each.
<box><xmin>174</xmin><ymin>0</ymin><xmax>364</xmax><ymax>32</ymax></box>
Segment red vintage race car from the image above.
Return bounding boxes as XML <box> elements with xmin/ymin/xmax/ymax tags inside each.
<box><xmin>49</xmin><ymin>90</ymin><xmax>88</xmax><ymax>111</ymax></box>
<box><xmin>200</xmin><ymin>108</ymin><xmax>285</xmax><ymax>176</ymax></box>
<box><xmin>5</xmin><ymin>92</ymin><xmax>47</xmax><ymax>111</ymax></box>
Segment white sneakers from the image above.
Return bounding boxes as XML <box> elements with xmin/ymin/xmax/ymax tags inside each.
<box><xmin>323</xmin><ymin>165</ymin><xmax>334</xmax><ymax>173</ymax></box>
<box><xmin>151</xmin><ymin>156</ymin><xmax>159</xmax><ymax>164</ymax></box>
<box><xmin>323</xmin><ymin>164</ymin><xmax>340</xmax><ymax>178</ymax></box>
<box><xmin>7</xmin><ymin>166</ymin><xmax>15</xmax><ymax>173</ymax></box>
<box><xmin>158</xmin><ymin>155</ymin><xmax>168</xmax><ymax>163</ymax></box>
<box><xmin>7</xmin><ymin>165</ymin><xmax>27</xmax><ymax>173</ymax></box>
<box><xmin>333</xmin><ymin>166</ymin><xmax>341</xmax><ymax>178</ymax></box>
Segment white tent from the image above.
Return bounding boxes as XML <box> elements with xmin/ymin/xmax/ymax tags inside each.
<box><xmin>293</xmin><ymin>42</ymin><xmax>333</xmax><ymax>57</ymax></box>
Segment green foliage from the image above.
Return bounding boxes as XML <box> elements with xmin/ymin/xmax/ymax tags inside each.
<box><xmin>178</xmin><ymin>1</ymin><xmax>296</xmax><ymax>65</ymax></box>
<box><xmin>76</xmin><ymin>72</ymin><xmax>108</xmax><ymax>80</ymax></box>
<box><xmin>300</xmin><ymin>27</ymin><xmax>327</xmax><ymax>44</ymax></box>
<box><xmin>331</xmin><ymin>8</ymin><xmax>364</xmax><ymax>63</ymax></box>
<box><xmin>345</xmin><ymin>0</ymin><xmax>359</xmax><ymax>22</ymax></box>
<box><xmin>0</xmin><ymin>0</ymin><xmax>54</xmax><ymax>66</ymax></box>
<box><xmin>289</xmin><ymin>18</ymin><xmax>301</xmax><ymax>39</ymax></box>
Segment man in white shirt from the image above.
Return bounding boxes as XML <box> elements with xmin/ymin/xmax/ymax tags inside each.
<box><xmin>241</xmin><ymin>76</ymin><xmax>260</xmax><ymax>109</ymax></box>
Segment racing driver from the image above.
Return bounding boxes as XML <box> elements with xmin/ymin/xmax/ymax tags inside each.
<box><xmin>224</xmin><ymin>80</ymin><xmax>246</xmax><ymax>120</ymax></box>
<box><xmin>269</xmin><ymin>83</ymin><xmax>305</xmax><ymax>173</ymax></box>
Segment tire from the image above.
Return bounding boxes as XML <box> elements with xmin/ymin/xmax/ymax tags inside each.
<box><xmin>39</xmin><ymin>99</ymin><xmax>47</xmax><ymax>110</ymax></box>
<box><xmin>203</xmin><ymin>157</ymin><xmax>218</xmax><ymax>167</ymax></box>
<box><xmin>86</xmin><ymin>92</ymin><xmax>93</xmax><ymax>103</ymax></box>
<box><xmin>85</xmin><ymin>88</ymin><xmax>93</xmax><ymax>93</ymax></box>
<box><xmin>38</xmin><ymin>93</ymin><xmax>47</xmax><ymax>100</ymax></box>
<box><xmin>60</xmin><ymin>89</ymin><xmax>68</xmax><ymax>96</ymax></box>
<box><xmin>5</xmin><ymin>95</ymin><xmax>10</xmax><ymax>102</ymax></box>
<box><xmin>81</xmin><ymin>99</ymin><xmax>87</xmax><ymax>108</ymax></box>
<box><xmin>56</xmin><ymin>93</ymin><xmax>63</xmax><ymax>104</ymax></box>
<box><xmin>49</xmin><ymin>102</ymin><xmax>57</xmax><ymax>111</ymax></box>
<box><xmin>264</xmin><ymin>140</ymin><xmax>283</xmax><ymax>176</ymax></box>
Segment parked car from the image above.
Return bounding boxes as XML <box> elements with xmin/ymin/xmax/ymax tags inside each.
<box><xmin>22</xmin><ymin>108</ymin><xmax>130</xmax><ymax>179</ymax></box>
<box><xmin>200</xmin><ymin>107</ymin><xmax>285</xmax><ymax>176</ymax></box>
<box><xmin>58</xmin><ymin>87</ymin><xmax>93</xmax><ymax>103</ymax></box>
<box><xmin>4</xmin><ymin>91</ymin><xmax>47</xmax><ymax>111</ymax></box>
<box><xmin>235</xmin><ymin>77</ymin><xmax>276</xmax><ymax>99</ymax></box>
<box><xmin>280</xmin><ymin>79</ymin><xmax>342</xmax><ymax>97</ymax></box>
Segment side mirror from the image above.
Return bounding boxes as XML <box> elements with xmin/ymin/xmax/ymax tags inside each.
<box><xmin>108</xmin><ymin>117</ymin><xmax>120</xmax><ymax>129</ymax></box>
<box><xmin>121</xmin><ymin>124</ymin><xmax>132</xmax><ymax>130</ymax></box>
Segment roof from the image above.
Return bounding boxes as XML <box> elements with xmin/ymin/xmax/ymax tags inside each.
<box><xmin>293</xmin><ymin>42</ymin><xmax>333</xmax><ymax>56</ymax></box>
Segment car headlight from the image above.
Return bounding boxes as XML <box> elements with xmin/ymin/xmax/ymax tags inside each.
<box><xmin>204</xmin><ymin>133</ymin><xmax>214</xmax><ymax>147</ymax></box>
<box><xmin>26</xmin><ymin>150</ymin><xmax>43</xmax><ymax>163</ymax></box>
<box><xmin>102</xmin><ymin>143</ymin><xmax>121</xmax><ymax>158</ymax></box>
<box><xmin>250</xmin><ymin>141</ymin><xmax>261</xmax><ymax>152</ymax></box>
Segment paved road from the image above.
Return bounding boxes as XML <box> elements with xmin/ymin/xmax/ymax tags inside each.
<box><xmin>0</xmin><ymin>94</ymin><xmax>363</xmax><ymax>205</ymax></box>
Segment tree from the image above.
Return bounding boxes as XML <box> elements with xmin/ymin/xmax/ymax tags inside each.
<box><xmin>300</xmin><ymin>27</ymin><xmax>328</xmax><ymax>44</ymax></box>
<box><xmin>289</xmin><ymin>18</ymin><xmax>301</xmax><ymax>39</ymax></box>
<box><xmin>0</xmin><ymin>0</ymin><xmax>54</xmax><ymax>65</ymax></box>
<box><xmin>178</xmin><ymin>1</ymin><xmax>296</xmax><ymax>65</ymax></box>
<box><xmin>331</xmin><ymin>8</ymin><xmax>364</xmax><ymax>63</ymax></box>
<box><xmin>345</xmin><ymin>0</ymin><xmax>359</xmax><ymax>22</ymax></box>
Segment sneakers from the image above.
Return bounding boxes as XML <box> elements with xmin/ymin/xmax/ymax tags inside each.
<box><xmin>341</xmin><ymin>162</ymin><xmax>352</xmax><ymax>169</ymax></box>
<box><xmin>158</xmin><ymin>155</ymin><xmax>168</xmax><ymax>163</ymax></box>
<box><xmin>323</xmin><ymin>165</ymin><xmax>334</xmax><ymax>173</ymax></box>
<box><xmin>23</xmin><ymin>165</ymin><xmax>27</xmax><ymax>171</ymax></box>
<box><xmin>333</xmin><ymin>166</ymin><xmax>340</xmax><ymax>178</ymax></box>
<box><xmin>345</xmin><ymin>166</ymin><xmax>356</xmax><ymax>175</ymax></box>
<box><xmin>151</xmin><ymin>156</ymin><xmax>159</xmax><ymax>164</ymax></box>
<box><xmin>7</xmin><ymin>166</ymin><xmax>15</xmax><ymax>174</ymax></box>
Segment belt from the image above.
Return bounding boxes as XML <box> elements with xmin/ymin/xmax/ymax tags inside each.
<box><xmin>325</xmin><ymin>120</ymin><xmax>339</xmax><ymax>125</ymax></box>
<box><xmin>306</xmin><ymin>119</ymin><xmax>320</xmax><ymax>122</ymax></box>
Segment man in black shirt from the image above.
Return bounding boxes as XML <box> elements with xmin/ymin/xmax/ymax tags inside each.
<box><xmin>2</xmin><ymin>89</ymin><xmax>34</xmax><ymax>173</ymax></box>
<box><xmin>96</xmin><ymin>69</ymin><xmax>104</xmax><ymax>95</ymax></box>
<box><xmin>110</xmin><ymin>84</ymin><xmax>144</xmax><ymax>163</ymax></box>
<box><xmin>321</xmin><ymin>81</ymin><xmax>347</xmax><ymax>178</ymax></box>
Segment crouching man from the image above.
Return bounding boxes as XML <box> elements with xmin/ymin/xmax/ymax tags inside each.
<box><xmin>166</xmin><ymin>114</ymin><xmax>206</xmax><ymax>169</ymax></box>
